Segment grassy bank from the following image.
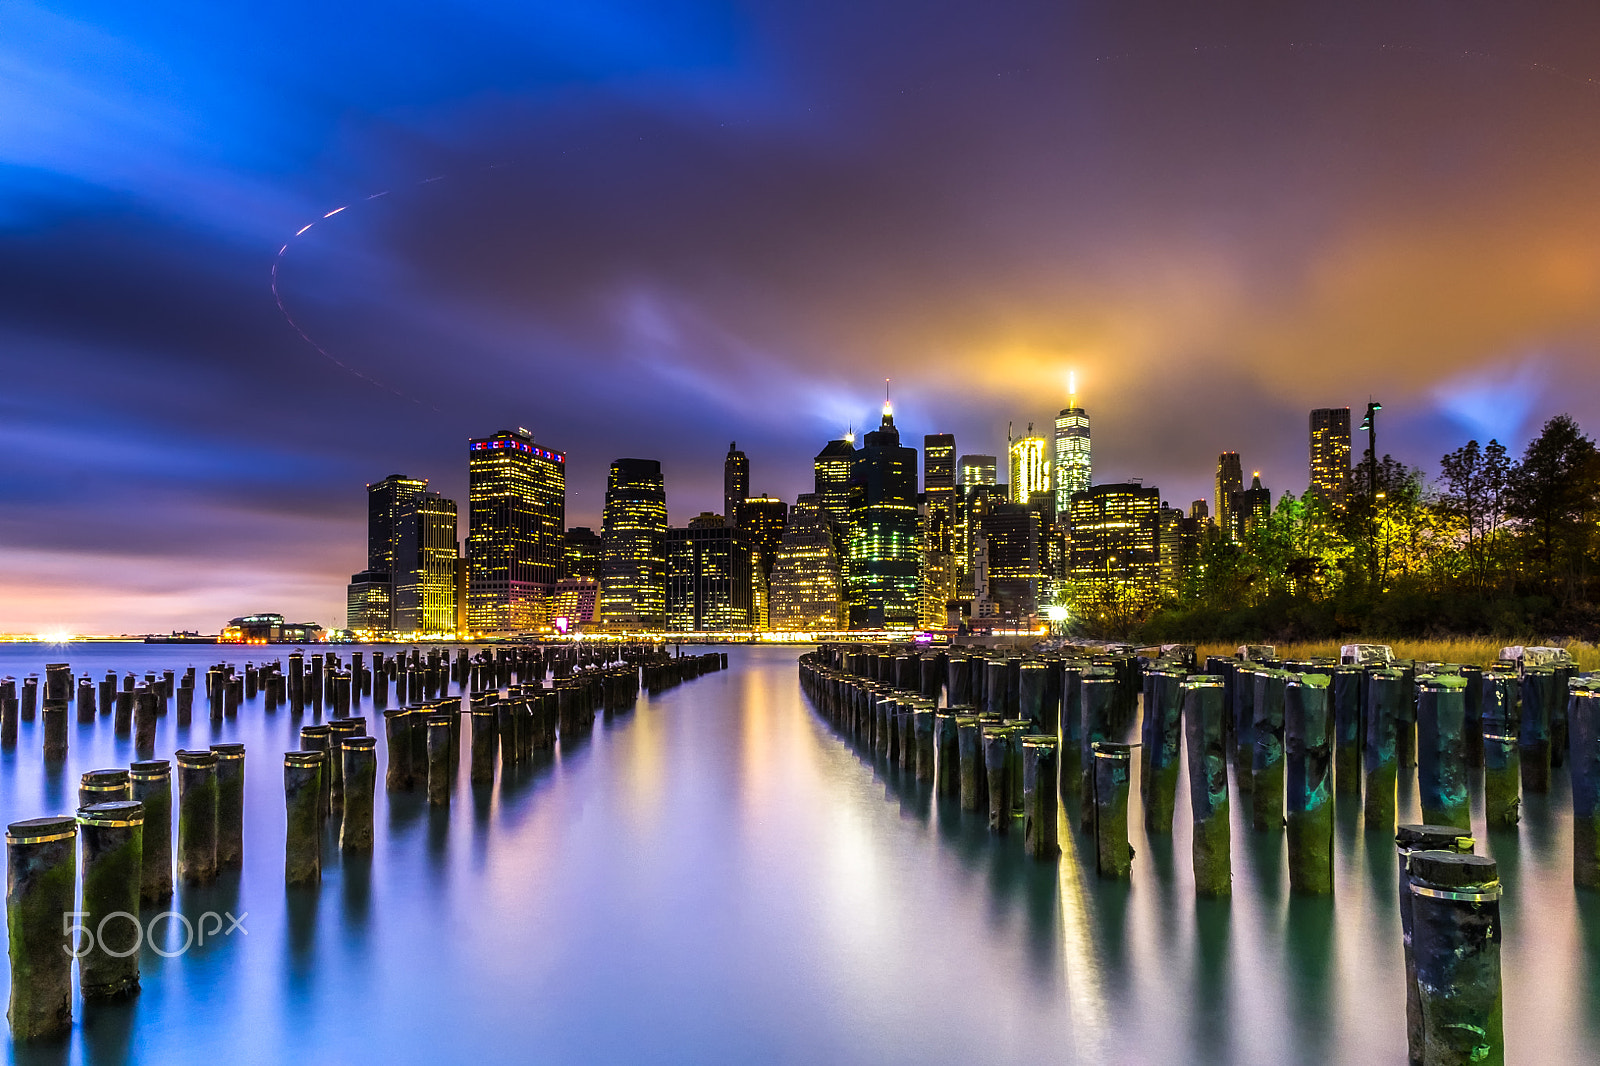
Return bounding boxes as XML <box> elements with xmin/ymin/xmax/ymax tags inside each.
<box><xmin>1193</xmin><ymin>638</ymin><xmax>1599</xmax><ymax>671</ymax></box>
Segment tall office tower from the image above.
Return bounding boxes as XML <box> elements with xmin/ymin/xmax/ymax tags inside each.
<box><xmin>599</xmin><ymin>458</ymin><xmax>668</xmax><ymax>629</ymax></box>
<box><xmin>1008</xmin><ymin>429</ymin><xmax>1051</xmax><ymax>506</ymax></box>
<box><xmin>1232</xmin><ymin>473</ymin><xmax>1272</xmax><ymax>539</ymax></box>
<box><xmin>768</xmin><ymin>494</ymin><xmax>846</xmax><ymax>631</ymax></box>
<box><xmin>1214</xmin><ymin>452</ymin><xmax>1244</xmax><ymax>537</ymax></box>
<box><xmin>367</xmin><ymin>474</ymin><xmax>428</xmax><ymax>575</ymax></box>
<box><xmin>467</xmin><ymin>429</ymin><xmax>567</xmax><ymax>633</ymax></box>
<box><xmin>1068</xmin><ymin>482</ymin><xmax>1162</xmax><ymax>608</ymax></box>
<box><xmin>846</xmin><ymin>402</ymin><xmax>920</xmax><ymax>629</ymax></box>
<box><xmin>723</xmin><ymin>442</ymin><xmax>749</xmax><ymax>528</ymax></box>
<box><xmin>813</xmin><ymin>436</ymin><xmax>857</xmax><ymax>525</ymax></box>
<box><xmin>735</xmin><ymin>495</ymin><xmax>789</xmax><ymax>580</ymax></box>
<box><xmin>954</xmin><ymin>481</ymin><xmax>1007</xmax><ymax>601</ymax></box>
<box><xmin>958</xmin><ymin>454</ymin><xmax>998</xmax><ymax>486</ymax></box>
<box><xmin>1158</xmin><ymin>504</ymin><xmax>1185</xmax><ymax>597</ymax></box>
<box><xmin>561</xmin><ymin>527</ymin><xmax>603</xmax><ymax>581</ymax></box>
<box><xmin>972</xmin><ymin>502</ymin><xmax>1041</xmax><ymax>624</ymax></box>
<box><xmin>921</xmin><ymin>433</ymin><xmax>958</xmax><ymax>627</ymax></box>
<box><xmin>1054</xmin><ymin>395</ymin><xmax>1091</xmax><ymax>514</ymax></box>
<box><xmin>393</xmin><ymin>490</ymin><xmax>460</xmax><ymax>635</ymax></box>
<box><xmin>1308</xmin><ymin>407</ymin><xmax>1352</xmax><ymax>511</ymax></box>
<box><xmin>666</xmin><ymin>513</ymin><xmax>759</xmax><ymax>632</ymax></box>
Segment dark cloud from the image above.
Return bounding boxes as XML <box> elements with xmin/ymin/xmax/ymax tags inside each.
<box><xmin>6</xmin><ymin>0</ymin><xmax>1600</xmax><ymax>631</ymax></box>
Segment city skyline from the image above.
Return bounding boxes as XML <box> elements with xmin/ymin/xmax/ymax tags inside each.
<box><xmin>11</xmin><ymin>2</ymin><xmax>1600</xmax><ymax>632</ymax></box>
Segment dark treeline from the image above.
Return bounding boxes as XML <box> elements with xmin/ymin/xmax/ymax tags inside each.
<box><xmin>1137</xmin><ymin>414</ymin><xmax>1600</xmax><ymax>643</ymax></box>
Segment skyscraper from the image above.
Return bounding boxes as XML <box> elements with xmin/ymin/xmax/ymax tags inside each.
<box><xmin>1068</xmin><ymin>482</ymin><xmax>1162</xmax><ymax>609</ymax></box>
<box><xmin>1214</xmin><ymin>452</ymin><xmax>1243</xmax><ymax>537</ymax></box>
<box><xmin>394</xmin><ymin>490</ymin><xmax>460</xmax><ymax>635</ymax></box>
<box><xmin>723</xmin><ymin>442</ymin><xmax>749</xmax><ymax>528</ymax></box>
<box><xmin>1232</xmin><ymin>473</ymin><xmax>1272</xmax><ymax>539</ymax></box>
<box><xmin>1309</xmin><ymin>407</ymin><xmax>1352</xmax><ymax>510</ymax></box>
<box><xmin>346</xmin><ymin>569</ymin><xmax>391</xmax><ymax>635</ymax></box>
<box><xmin>958</xmin><ymin>454</ymin><xmax>998</xmax><ymax>486</ymax></box>
<box><xmin>1054</xmin><ymin>397</ymin><xmax>1091</xmax><ymax>513</ymax></box>
<box><xmin>561</xmin><ymin>526</ymin><xmax>602</xmax><ymax>581</ymax></box>
<box><xmin>735</xmin><ymin>495</ymin><xmax>788</xmax><ymax>579</ymax></box>
<box><xmin>599</xmin><ymin>458</ymin><xmax>668</xmax><ymax>629</ymax></box>
<box><xmin>666</xmin><ymin>513</ymin><xmax>758</xmax><ymax>632</ymax></box>
<box><xmin>921</xmin><ymin>433</ymin><xmax>957</xmax><ymax>628</ymax></box>
<box><xmin>847</xmin><ymin>402</ymin><xmax>920</xmax><ymax>629</ymax></box>
<box><xmin>768</xmin><ymin>494</ymin><xmax>846</xmax><ymax>632</ymax></box>
<box><xmin>974</xmin><ymin>502</ymin><xmax>1041</xmax><ymax>624</ymax></box>
<box><xmin>1008</xmin><ymin>429</ymin><xmax>1050</xmax><ymax>506</ymax></box>
<box><xmin>467</xmin><ymin>429</ymin><xmax>566</xmax><ymax>633</ymax></box>
<box><xmin>353</xmin><ymin>473</ymin><xmax>428</xmax><ymax>634</ymax></box>
<box><xmin>813</xmin><ymin>436</ymin><xmax>857</xmax><ymax>525</ymax></box>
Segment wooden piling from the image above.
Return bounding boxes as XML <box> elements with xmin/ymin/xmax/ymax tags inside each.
<box><xmin>340</xmin><ymin>736</ymin><xmax>377</xmax><ymax>852</ymax></box>
<box><xmin>299</xmin><ymin>724</ymin><xmax>333</xmax><ymax>825</ymax></box>
<box><xmin>957</xmin><ymin>715</ymin><xmax>984</xmax><ymax>812</ymax></box>
<box><xmin>75</xmin><ymin>800</ymin><xmax>144</xmax><ymax>1000</ymax></box>
<box><xmin>210</xmin><ymin>743</ymin><xmax>245</xmax><ymax>871</ymax></box>
<box><xmin>1022</xmin><ymin>736</ymin><xmax>1060</xmax><ymax>858</ymax></box>
<box><xmin>1519</xmin><ymin>667</ymin><xmax>1554</xmax><ymax>794</ymax></box>
<box><xmin>1092</xmin><ymin>742</ymin><xmax>1134</xmax><ymax>879</ymax></box>
<box><xmin>283</xmin><ymin>751</ymin><xmax>322</xmax><ymax>886</ymax></box>
<box><xmin>470</xmin><ymin>703</ymin><xmax>498</xmax><ymax>785</ymax></box>
<box><xmin>129</xmin><ymin>760</ymin><xmax>172</xmax><ymax>902</ymax></box>
<box><xmin>1285</xmin><ymin>674</ymin><xmax>1334</xmax><ymax>894</ymax></box>
<box><xmin>5</xmin><ymin>816</ymin><xmax>77</xmax><ymax>1039</ymax></box>
<box><xmin>1570</xmin><ymin>685</ymin><xmax>1600</xmax><ymax>890</ymax></box>
<box><xmin>982</xmin><ymin>726</ymin><xmax>1012</xmax><ymax>834</ymax></box>
<box><xmin>1417</xmin><ymin>678</ymin><xmax>1471</xmax><ymax>831</ymax></box>
<box><xmin>1141</xmin><ymin>668</ymin><xmax>1183</xmax><ymax>834</ymax></box>
<box><xmin>1407</xmin><ymin>851</ymin><xmax>1503</xmax><ymax>1066</ymax></box>
<box><xmin>1397</xmin><ymin>825</ymin><xmax>1476</xmax><ymax>1065</ymax></box>
<box><xmin>1080</xmin><ymin>677</ymin><xmax>1118</xmax><ymax>830</ymax></box>
<box><xmin>134</xmin><ymin>687</ymin><xmax>157</xmax><ymax>760</ymax></box>
<box><xmin>41</xmin><ymin>699</ymin><xmax>68</xmax><ymax>762</ymax></box>
<box><xmin>174</xmin><ymin>750</ymin><xmax>219</xmax><ymax>885</ymax></box>
<box><xmin>79</xmin><ymin>768</ymin><xmax>131</xmax><ymax>808</ymax></box>
<box><xmin>1332</xmin><ymin>665</ymin><xmax>1362</xmax><ymax>796</ymax></box>
<box><xmin>426</xmin><ymin>715</ymin><xmax>452</xmax><ymax>806</ymax></box>
<box><xmin>1365</xmin><ymin>668</ymin><xmax>1404</xmax><ymax>832</ymax></box>
<box><xmin>1183</xmin><ymin>677</ymin><xmax>1230</xmax><ymax>896</ymax></box>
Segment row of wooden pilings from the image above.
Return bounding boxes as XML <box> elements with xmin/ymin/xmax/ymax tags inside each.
<box><xmin>796</xmin><ymin>645</ymin><xmax>1551</xmax><ymax>1066</ymax></box>
<box><xmin>4</xmin><ymin>647</ymin><xmax>726</xmax><ymax>1042</ymax></box>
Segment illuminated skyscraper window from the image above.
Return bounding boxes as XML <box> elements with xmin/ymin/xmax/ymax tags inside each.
<box><xmin>1009</xmin><ymin>431</ymin><xmax>1050</xmax><ymax>506</ymax></box>
<box><xmin>1309</xmin><ymin>407</ymin><xmax>1352</xmax><ymax>511</ymax></box>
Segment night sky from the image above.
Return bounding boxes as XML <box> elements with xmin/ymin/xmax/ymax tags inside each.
<box><xmin>7</xmin><ymin>1</ymin><xmax>1600</xmax><ymax>633</ymax></box>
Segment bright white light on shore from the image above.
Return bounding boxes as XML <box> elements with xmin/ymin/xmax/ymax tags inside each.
<box><xmin>1042</xmin><ymin>606</ymin><xmax>1070</xmax><ymax>622</ymax></box>
<box><xmin>37</xmin><ymin>629</ymin><xmax>76</xmax><ymax>645</ymax></box>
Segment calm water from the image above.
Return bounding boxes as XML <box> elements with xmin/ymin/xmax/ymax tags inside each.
<box><xmin>2</xmin><ymin>643</ymin><xmax>1598</xmax><ymax>1065</ymax></box>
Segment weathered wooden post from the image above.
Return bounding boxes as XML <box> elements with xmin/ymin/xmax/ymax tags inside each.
<box><xmin>948</xmin><ymin>656</ymin><xmax>972</xmax><ymax>707</ymax></box>
<box><xmin>1018</xmin><ymin>663</ymin><xmax>1047</xmax><ymax>729</ymax></box>
<box><xmin>1092</xmin><ymin>742</ymin><xmax>1134</xmax><ymax>879</ymax></box>
<box><xmin>1332</xmin><ymin>665</ymin><xmax>1362</xmax><ymax>796</ymax></box>
<box><xmin>384</xmin><ymin>708</ymin><xmax>414</xmax><ymax>789</ymax></box>
<box><xmin>299</xmin><ymin>724</ymin><xmax>333</xmax><ymax>825</ymax></box>
<box><xmin>341</xmin><ymin>736</ymin><xmax>377</xmax><ymax>852</ymax></box>
<box><xmin>283</xmin><ymin>751</ymin><xmax>322</xmax><ymax>886</ymax></box>
<box><xmin>327</xmin><ymin>718</ymin><xmax>364</xmax><ymax>812</ymax></box>
<box><xmin>1365</xmin><ymin>668</ymin><xmax>1404</xmax><ymax>832</ymax></box>
<box><xmin>1252</xmin><ymin>669</ymin><xmax>1287</xmax><ymax>831</ymax></box>
<box><xmin>5</xmin><ymin>816</ymin><xmax>77</xmax><ymax>1039</ymax></box>
<box><xmin>1141</xmin><ymin>668</ymin><xmax>1183</xmax><ymax>834</ymax></box>
<box><xmin>1</xmin><ymin>691</ymin><xmax>16</xmax><ymax>749</ymax></box>
<box><xmin>76</xmin><ymin>676</ymin><xmax>96</xmax><ymax>724</ymax></box>
<box><xmin>129</xmin><ymin>759</ymin><xmax>172</xmax><ymax>902</ymax></box>
<box><xmin>1519</xmin><ymin>667</ymin><xmax>1555</xmax><ymax>793</ymax></box>
<box><xmin>76</xmin><ymin>799</ymin><xmax>144</xmax><ymax>1001</ymax></box>
<box><xmin>1570</xmin><ymin>684</ymin><xmax>1600</xmax><ymax>890</ymax></box>
<box><xmin>935</xmin><ymin>712</ymin><xmax>961</xmax><ymax>796</ymax></box>
<box><xmin>913</xmin><ymin>705</ymin><xmax>936</xmax><ymax>782</ymax></box>
<box><xmin>209</xmin><ymin>742</ymin><xmax>245</xmax><ymax>871</ymax></box>
<box><xmin>1285</xmin><ymin>674</ymin><xmax>1334</xmax><ymax>894</ymax></box>
<box><xmin>1407</xmin><ymin>851</ymin><xmax>1503</xmax><ymax>1066</ymax></box>
<box><xmin>1480</xmin><ymin>672</ymin><xmax>1520</xmax><ymax>829</ymax></box>
<box><xmin>957</xmin><ymin>715</ymin><xmax>985</xmax><ymax>812</ymax></box>
<box><xmin>1417</xmin><ymin>677</ymin><xmax>1471</xmax><ymax>831</ymax></box>
<box><xmin>427</xmin><ymin>714</ymin><xmax>452</xmax><ymax>806</ymax></box>
<box><xmin>982</xmin><ymin>724</ymin><xmax>1012</xmax><ymax>834</ymax></box>
<box><xmin>1058</xmin><ymin>664</ymin><xmax>1082</xmax><ymax>802</ymax></box>
<box><xmin>99</xmin><ymin>672</ymin><xmax>116</xmax><ymax>720</ymax></box>
<box><xmin>79</xmin><ymin>768</ymin><xmax>131</xmax><ymax>808</ymax></box>
<box><xmin>20</xmin><ymin>675</ymin><xmax>38</xmax><ymax>721</ymax></box>
<box><xmin>471</xmin><ymin>702</ymin><xmax>498</xmax><ymax>785</ymax></box>
<box><xmin>41</xmin><ymin>699</ymin><xmax>68</xmax><ymax>762</ymax></box>
<box><xmin>134</xmin><ymin>687</ymin><xmax>158</xmax><ymax>760</ymax></box>
<box><xmin>1184</xmin><ymin>676</ymin><xmax>1230</xmax><ymax>896</ymax></box>
<box><xmin>175</xmin><ymin>749</ymin><xmax>219</xmax><ymax>885</ymax></box>
<box><xmin>1396</xmin><ymin>825</ymin><xmax>1476</xmax><ymax>1065</ymax></box>
<box><xmin>1080</xmin><ymin>676</ymin><xmax>1118</xmax><ymax>830</ymax></box>
<box><xmin>1022</xmin><ymin>735</ymin><xmax>1060</xmax><ymax>858</ymax></box>
<box><xmin>1232</xmin><ymin>664</ymin><xmax>1257</xmax><ymax>793</ymax></box>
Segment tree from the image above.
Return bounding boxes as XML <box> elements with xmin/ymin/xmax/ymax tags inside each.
<box><xmin>1506</xmin><ymin>415</ymin><xmax>1600</xmax><ymax>600</ymax></box>
<box><xmin>1438</xmin><ymin>438</ymin><xmax>1511</xmax><ymax>590</ymax></box>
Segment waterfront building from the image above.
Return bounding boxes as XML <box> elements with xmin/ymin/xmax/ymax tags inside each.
<box><xmin>813</xmin><ymin>436</ymin><xmax>857</xmax><ymax>525</ymax></box>
<box><xmin>1309</xmin><ymin>407</ymin><xmax>1352</xmax><ymax>510</ymax></box>
<box><xmin>1054</xmin><ymin>400</ymin><xmax>1091</xmax><ymax>513</ymax></box>
<box><xmin>548</xmin><ymin>577</ymin><xmax>599</xmax><ymax>631</ymax></box>
<box><xmin>345</xmin><ymin>569</ymin><xmax>391</xmax><ymax>635</ymax></box>
<box><xmin>562</xmin><ymin>526</ymin><xmax>602</xmax><ymax>581</ymax></box>
<box><xmin>220</xmin><ymin>614</ymin><xmax>322</xmax><ymax>643</ymax></box>
<box><xmin>974</xmin><ymin>502</ymin><xmax>1041</xmax><ymax>624</ymax></box>
<box><xmin>1214</xmin><ymin>452</ymin><xmax>1243</xmax><ymax>539</ymax></box>
<box><xmin>394</xmin><ymin>490</ymin><xmax>460</xmax><ymax>635</ymax></box>
<box><xmin>466</xmin><ymin>429</ymin><xmax>566</xmax><ymax>633</ymax></box>
<box><xmin>769</xmin><ymin>494</ymin><xmax>846</xmax><ymax>631</ymax></box>
<box><xmin>1008</xmin><ymin>429</ymin><xmax>1050</xmax><ymax>506</ymax></box>
<box><xmin>1068</xmin><ymin>482</ymin><xmax>1162</xmax><ymax>610</ymax></box>
<box><xmin>599</xmin><ymin>458</ymin><xmax>669</xmax><ymax>629</ymax></box>
<box><xmin>724</xmin><ymin>442</ymin><xmax>749</xmax><ymax>528</ymax></box>
<box><xmin>846</xmin><ymin>403</ymin><xmax>920</xmax><ymax>629</ymax></box>
<box><xmin>666</xmin><ymin>513</ymin><xmax>758</xmax><ymax>631</ymax></box>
